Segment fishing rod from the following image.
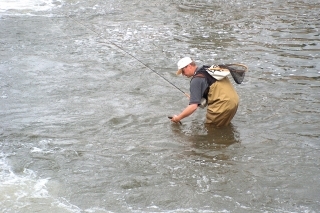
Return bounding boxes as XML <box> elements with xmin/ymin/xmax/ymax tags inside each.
<box><xmin>67</xmin><ymin>15</ymin><xmax>190</xmax><ymax>98</ymax></box>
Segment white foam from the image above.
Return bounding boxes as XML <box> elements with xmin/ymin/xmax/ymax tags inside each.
<box><xmin>0</xmin><ymin>153</ymin><xmax>81</xmax><ymax>212</ymax></box>
<box><xmin>0</xmin><ymin>0</ymin><xmax>62</xmax><ymax>12</ymax></box>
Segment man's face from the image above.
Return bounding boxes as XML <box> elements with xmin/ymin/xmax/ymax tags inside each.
<box><xmin>182</xmin><ymin>64</ymin><xmax>194</xmax><ymax>78</ymax></box>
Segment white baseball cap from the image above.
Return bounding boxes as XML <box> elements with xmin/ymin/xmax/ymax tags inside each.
<box><xmin>176</xmin><ymin>57</ymin><xmax>193</xmax><ymax>75</ymax></box>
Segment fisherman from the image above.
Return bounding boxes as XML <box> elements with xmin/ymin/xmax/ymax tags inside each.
<box><xmin>170</xmin><ymin>57</ymin><xmax>239</xmax><ymax>126</ymax></box>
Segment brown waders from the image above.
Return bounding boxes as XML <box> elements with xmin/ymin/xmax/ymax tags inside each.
<box><xmin>205</xmin><ymin>77</ymin><xmax>239</xmax><ymax>126</ymax></box>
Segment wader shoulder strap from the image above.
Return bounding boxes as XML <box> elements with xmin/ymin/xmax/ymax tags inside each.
<box><xmin>191</xmin><ymin>66</ymin><xmax>217</xmax><ymax>100</ymax></box>
<box><xmin>192</xmin><ymin>66</ymin><xmax>217</xmax><ymax>86</ymax></box>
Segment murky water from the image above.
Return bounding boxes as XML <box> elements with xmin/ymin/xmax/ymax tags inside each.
<box><xmin>1</xmin><ymin>0</ymin><xmax>319</xmax><ymax>212</ymax></box>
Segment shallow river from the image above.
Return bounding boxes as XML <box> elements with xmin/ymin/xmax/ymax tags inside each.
<box><xmin>1</xmin><ymin>0</ymin><xmax>319</xmax><ymax>212</ymax></box>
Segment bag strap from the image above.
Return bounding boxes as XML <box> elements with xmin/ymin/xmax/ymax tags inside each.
<box><xmin>191</xmin><ymin>66</ymin><xmax>217</xmax><ymax>100</ymax></box>
<box><xmin>192</xmin><ymin>66</ymin><xmax>216</xmax><ymax>86</ymax></box>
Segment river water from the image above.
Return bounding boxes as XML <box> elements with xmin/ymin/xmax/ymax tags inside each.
<box><xmin>1</xmin><ymin>0</ymin><xmax>319</xmax><ymax>212</ymax></box>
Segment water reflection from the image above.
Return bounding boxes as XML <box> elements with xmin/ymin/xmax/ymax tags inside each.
<box><xmin>172</xmin><ymin>122</ymin><xmax>240</xmax><ymax>162</ymax></box>
<box><xmin>196</xmin><ymin>124</ymin><xmax>240</xmax><ymax>147</ymax></box>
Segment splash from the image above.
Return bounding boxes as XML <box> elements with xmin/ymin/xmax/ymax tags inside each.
<box><xmin>0</xmin><ymin>154</ymin><xmax>81</xmax><ymax>212</ymax></box>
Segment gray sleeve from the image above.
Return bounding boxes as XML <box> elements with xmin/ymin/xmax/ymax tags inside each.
<box><xmin>189</xmin><ymin>77</ymin><xmax>208</xmax><ymax>105</ymax></box>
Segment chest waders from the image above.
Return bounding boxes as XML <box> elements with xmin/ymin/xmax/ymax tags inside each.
<box><xmin>192</xmin><ymin>66</ymin><xmax>239</xmax><ymax>126</ymax></box>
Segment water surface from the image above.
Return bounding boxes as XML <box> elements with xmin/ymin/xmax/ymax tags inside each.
<box><xmin>1</xmin><ymin>0</ymin><xmax>319</xmax><ymax>212</ymax></box>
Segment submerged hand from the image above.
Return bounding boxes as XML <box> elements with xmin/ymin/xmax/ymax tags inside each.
<box><xmin>170</xmin><ymin>115</ymin><xmax>182</xmax><ymax>124</ymax></box>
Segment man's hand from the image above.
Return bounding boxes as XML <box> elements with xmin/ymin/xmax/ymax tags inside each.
<box><xmin>168</xmin><ymin>116</ymin><xmax>182</xmax><ymax>124</ymax></box>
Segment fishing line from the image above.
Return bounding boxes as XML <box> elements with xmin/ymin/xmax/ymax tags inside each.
<box><xmin>67</xmin><ymin>15</ymin><xmax>189</xmax><ymax>98</ymax></box>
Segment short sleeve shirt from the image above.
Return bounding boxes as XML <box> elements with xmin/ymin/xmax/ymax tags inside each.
<box><xmin>189</xmin><ymin>66</ymin><xmax>209</xmax><ymax>105</ymax></box>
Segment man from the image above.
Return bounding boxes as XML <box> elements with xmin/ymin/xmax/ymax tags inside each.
<box><xmin>170</xmin><ymin>57</ymin><xmax>239</xmax><ymax>126</ymax></box>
